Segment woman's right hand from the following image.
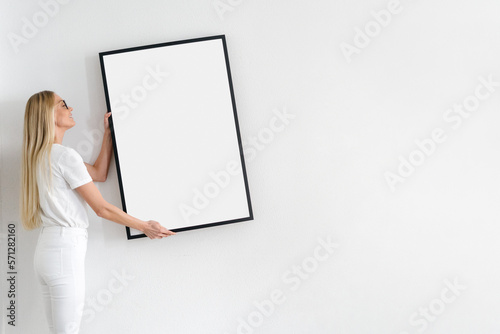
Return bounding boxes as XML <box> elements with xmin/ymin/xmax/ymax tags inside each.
<box><xmin>142</xmin><ymin>220</ymin><xmax>176</xmax><ymax>239</ymax></box>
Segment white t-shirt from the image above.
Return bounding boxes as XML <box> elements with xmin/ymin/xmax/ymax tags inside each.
<box><xmin>37</xmin><ymin>143</ymin><xmax>93</xmax><ymax>228</ymax></box>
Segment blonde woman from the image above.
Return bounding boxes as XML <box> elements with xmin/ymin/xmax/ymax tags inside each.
<box><xmin>20</xmin><ymin>90</ymin><xmax>175</xmax><ymax>333</ymax></box>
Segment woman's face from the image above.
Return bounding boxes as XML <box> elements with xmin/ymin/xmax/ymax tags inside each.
<box><xmin>53</xmin><ymin>93</ymin><xmax>75</xmax><ymax>129</ymax></box>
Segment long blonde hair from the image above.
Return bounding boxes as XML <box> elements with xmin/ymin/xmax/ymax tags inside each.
<box><xmin>20</xmin><ymin>90</ymin><xmax>56</xmax><ymax>230</ymax></box>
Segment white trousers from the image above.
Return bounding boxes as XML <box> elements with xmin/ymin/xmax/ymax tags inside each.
<box><xmin>34</xmin><ymin>226</ymin><xmax>87</xmax><ymax>334</ymax></box>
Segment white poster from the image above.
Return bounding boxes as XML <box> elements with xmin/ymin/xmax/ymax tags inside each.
<box><xmin>99</xmin><ymin>35</ymin><xmax>253</xmax><ymax>239</ymax></box>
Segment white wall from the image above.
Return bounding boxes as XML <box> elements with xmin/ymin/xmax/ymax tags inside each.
<box><xmin>1</xmin><ymin>0</ymin><xmax>500</xmax><ymax>333</ymax></box>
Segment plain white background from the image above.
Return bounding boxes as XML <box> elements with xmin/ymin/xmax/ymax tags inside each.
<box><xmin>1</xmin><ymin>0</ymin><xmax>500</xmax><ymax>333</ymax></box>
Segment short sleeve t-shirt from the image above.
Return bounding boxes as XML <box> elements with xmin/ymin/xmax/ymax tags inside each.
<box><xmin>37</xmin><ymin>143</ymin><xmax>93</xmax><ymax>228</ymax></box>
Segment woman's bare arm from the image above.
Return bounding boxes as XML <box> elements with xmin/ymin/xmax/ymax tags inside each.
<box><xmin>75</xmin><ymin>181</ymin><xmax>175</xmax><ymax>239</ymax></box>
<box><xmin>84</xmin><ymin>113</ymin><xmax>113</xmax><ymax>182</ymax></box>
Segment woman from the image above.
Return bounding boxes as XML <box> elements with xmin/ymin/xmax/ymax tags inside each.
<box><xmin>19</xmin><ymin>90</ymin><xmax>175</xmax><ymax>333</ymax></box>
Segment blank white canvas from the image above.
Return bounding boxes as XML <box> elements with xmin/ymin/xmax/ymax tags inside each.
<box><xmin>101</xmin><ymin>38</ymin><xmax>251</xmax><ymax>238</ymax></box>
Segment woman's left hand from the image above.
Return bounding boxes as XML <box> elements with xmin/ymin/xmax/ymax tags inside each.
<box><xmin>104</xmin><ymin>112</ymin><xmax>111</xmax><ymax>133</ymax></box>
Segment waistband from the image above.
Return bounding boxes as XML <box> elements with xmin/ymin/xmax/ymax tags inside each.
<box><xmin>40</xmin><ymin>226</ymin><xmax>87</xmax><ymax>237</ymax></box>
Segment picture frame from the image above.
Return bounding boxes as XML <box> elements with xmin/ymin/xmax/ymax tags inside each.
<box><xmin>99</xmin><ymin>35</ymin><xmax>253</xmax><ymax>239</ymax></box>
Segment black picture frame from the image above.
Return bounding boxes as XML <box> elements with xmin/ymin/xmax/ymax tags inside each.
<box><xmin>99</xmin><ymin>35</ymin><xmax>253</xmax><ymax>240</ymax></box>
